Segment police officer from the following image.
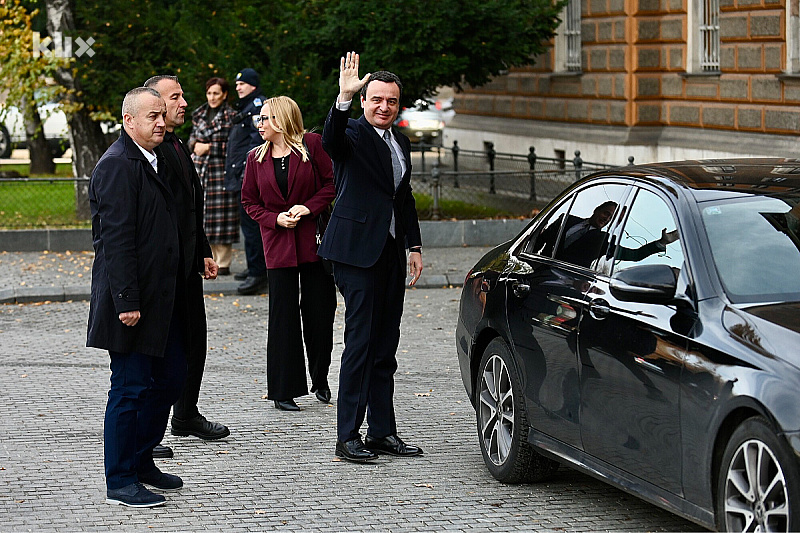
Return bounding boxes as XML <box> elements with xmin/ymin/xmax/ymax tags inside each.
<box><xmin>225</xmin><ymin>68</ymin><xmax>269</xmax><ymax>295</ymax></box>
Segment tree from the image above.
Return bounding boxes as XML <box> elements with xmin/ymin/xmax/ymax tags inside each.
<box><xmin>0</xmin><ymin>0</ymin><xmax>61</xmax><ymax>174</ymax></box>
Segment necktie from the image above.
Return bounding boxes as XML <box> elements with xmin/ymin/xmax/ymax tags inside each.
<box><xmin>563</xmin><ymin>221</ymin><xmax>589</xmax><ymax>249</ymax></box>
<box><xmin>383</xmin><ymin>130</ymin><xmax>402</xmax><ymax>237</ymax></box>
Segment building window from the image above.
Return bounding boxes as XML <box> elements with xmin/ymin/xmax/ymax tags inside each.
<box><xmin>787</xmin><ymin>0</ymin><xmax>800</xmax><ymax>73</ymax></box>
<box><xmin>554</xmin><ymin>0</ymin><xmax>582</xmax><ymax>73</ymax></box>
<box><xmin>688</xmin><ymin>0</ymin><xmax>720</xmax><ymax>72</ymax></box>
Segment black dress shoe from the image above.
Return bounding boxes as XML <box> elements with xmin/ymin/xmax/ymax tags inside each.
<box><xmin>234</xmin><ymin>270</ymin><xmax>248</xmax><ymax>281</ymax></box>
<box><xmin>314</xmin><ymin>388</ymin><xmax>332</xmax><ymax>404</ymax></box>
<box><xmin>365</xmin><ymin>434</ymin><xmax>423</xmax><ymax>457</ymax></box>
<box><xmin>273</xmin><ymin>399</ymin><xmax>300</xmax><ymax>411</ymax></box>
<box><xmin>171</xmin><ymin>414</ymin><xmax>230</xmax><ymax>440</ymax></box>
<box><xmin>335</xmin><ymin>438</ymin><xmax>378</xmax><ymax>463</ymax></box>
<box><xmin>151</xmin><ymin>444</ymin><xmax>173</xmax><ymax>458</ymax></box>
<box><xmin>237</xmin><ymin>275</ymin><xmax>268</xmax><ymax>295</ymax></box>
<box><xmin>138</xmin><ymin>468</ymin><xmax>183</xmax><ymax>491</ymax></box>
<box><xmin>218</xmin><ymin>267</ymin><xmax>231</xmax><ymax>276</ymax></box>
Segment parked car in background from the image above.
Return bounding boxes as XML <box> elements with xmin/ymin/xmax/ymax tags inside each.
<box><xmin>0</xmin><ymin>102</ymin><xmax>70</xmax><ymax>158</ymax></box>
<box><xmin>394</xmin><ymin>99</ymin><xmax>447</xmax><ymax>145</ymax></box>
<box><xmin>456</xmin><ymin>158</ymin><xmax>800</xmax><ymax>531</ymax></box>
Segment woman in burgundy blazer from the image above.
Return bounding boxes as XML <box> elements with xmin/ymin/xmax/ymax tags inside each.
<box><xmin>241</xmin><ymin>96</ymin><xmax>336</xmax><ymax>411</ymax></box>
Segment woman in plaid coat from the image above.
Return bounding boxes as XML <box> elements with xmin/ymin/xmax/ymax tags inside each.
<box><xmin>189</xmin><ymin>77</ymin><xmax>239</xmax><ymax>275</ymax></box>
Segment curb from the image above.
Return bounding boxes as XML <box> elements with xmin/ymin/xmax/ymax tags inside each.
<box><xmin>0</xmin><ymin>274</ymin><xmax>465</xmax><ymax>304</ymax></box>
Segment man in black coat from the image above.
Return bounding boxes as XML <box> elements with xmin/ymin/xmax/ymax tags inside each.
<box><xmin>144</xmin><ymin>75</ymin><xmax>229</xmax><ymax>452</ymax></box>
<box><xmin>88</xmin><ymin>87</ymin><xmax>199</xmax><ymax>507</ymax></box>
<box><xmin>224</xmin><ymin>68</ymin><xmax>268</xmax><ymax>295</ymax></box>
<box><xmin>318</xmin><ymin>52</ymin><xmax>423</xmax><ymax>463</ymax></box>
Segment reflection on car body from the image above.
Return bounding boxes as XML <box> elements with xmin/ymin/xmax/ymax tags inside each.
<box><xmin>456</xmin><ymin>158</ymin><xmax>800</xmax><ymax>532</ymax></box>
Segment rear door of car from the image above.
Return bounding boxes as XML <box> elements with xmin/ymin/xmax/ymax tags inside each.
<box><xmin>508</xmin><ymin>181</ymin><xmax>631</xmax><ymax>450</ymax></box>
<box><xmin>578</xmin><ymin>184</ymin><xmax>687</xmax><ymax>495</ymax></box>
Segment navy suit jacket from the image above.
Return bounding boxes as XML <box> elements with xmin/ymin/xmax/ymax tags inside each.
<box><xmin>318</xmin><ymin>104</ymin><xmax>422</xmax><ymax>268</ymax></box>
<box><xmin>87</xmin><ymin>129</ymin><xmax>181</xmax><ymax>357</ymax></box>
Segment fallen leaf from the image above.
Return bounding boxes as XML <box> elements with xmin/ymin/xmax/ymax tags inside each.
<box><xmin>413</xmin><ymin>483</ymin><xmax>434</xmax><ymax>489</ymax></box>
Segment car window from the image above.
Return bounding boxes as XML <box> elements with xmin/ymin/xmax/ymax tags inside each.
<box><xmin>530</xmin><ymin>184</ymin><xmax>629</xmax><ymax>270</ymax></box>
<box><xmin>701</xmin><ymin>195</ymin><xmax>800</xmax><ymax>303</ymax></box>
<box><xmin>613</xmin><ymin>188</ymin><xmax>684</xmax><ymax>274</ymax></box>
<box><xmin>523</xmin><ymin>198</ymin><xmax>571</xmax><ymax>257</ymax></box>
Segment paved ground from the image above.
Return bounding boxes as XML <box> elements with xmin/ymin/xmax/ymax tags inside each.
<box><xmin>0</xmin><ymin>246</ymin><xmax>490</xmax><ymax>304</ymax></box>
<box><xmin>0</xmin><ymin>259</ymin><xmax>702</xmax><ymax>531</ymax></box>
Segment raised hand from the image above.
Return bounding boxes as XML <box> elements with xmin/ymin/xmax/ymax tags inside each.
<box><xmin>338</xmin><ymin>51</ymin><xmax>371</xmax><ymax>103</ymax></box>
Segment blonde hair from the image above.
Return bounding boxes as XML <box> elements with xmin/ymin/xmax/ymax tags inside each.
<box><xmin>254</xmin><ymin>95</ymin><xmax>309</xmax><ymax>163</ymax></box>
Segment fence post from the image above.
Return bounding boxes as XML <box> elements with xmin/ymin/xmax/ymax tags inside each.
<box><xmin>487</xmin><ymin>141</ymin><xmax>496</xmax><ymax>194</ymax></box>
<box><xmin>431</xmin><ymin>162</ymin><xmax>441</xmax><ymax>220</ymax></box>
<box><xmin>527</xmin><ymin>146</ymin><xmax>537</xmax><ymax>201</ymax></box>
<box><xmin>628</xmin><ymin>156</ymin><xmax>635</xmax><ymax>166</ymax></box>
<box><xmin>452</xmin><ymin>140</ymin><xmax>460</xmax><ymax>188</ymax></box>
<box><xmin>420</xmin><ymin>143</ymin><xmax>427</xmax><ymax>172</ymax></box>
<box><xmin>573</xmin><ymin>150</ymin><xmax>583</xmax><ymax>181</ymax></box>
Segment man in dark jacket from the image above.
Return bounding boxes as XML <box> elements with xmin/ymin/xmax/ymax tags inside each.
<box><xmin>144</xmin><ymin>75</ymin><xmax>229</xmax><ymax>452</ymax></box>
<box><xmin>318</xmin><ymin>53</ymin><xmax>423</xmax><ymax>463</ymax></box>
<box><xmin>224</xmin><ymin>68</ymin><xmax>268</xmax><ymax>295</ymax></box>
<box><xmin>88</xmin><ymin>87</ymin><xmax>210</xmax><ymax>507</ymax></box>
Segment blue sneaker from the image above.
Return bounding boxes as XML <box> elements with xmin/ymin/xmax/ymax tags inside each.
<box><xmin>106</xmin><ymin>482</ymin><xmax>166</xmax><ymax>507</ymax></box>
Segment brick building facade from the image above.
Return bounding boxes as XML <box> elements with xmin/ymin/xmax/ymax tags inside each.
<box><xmin>445</xmin><ymin>0</ymin><xmax>800</xmax><ymax>165</ymax></box>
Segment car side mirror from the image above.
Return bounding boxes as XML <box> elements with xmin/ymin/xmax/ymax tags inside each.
<box><xmin>610</xmin><ymin>263</ymin><xmax>678</xmax><ymax>304</ymax></box>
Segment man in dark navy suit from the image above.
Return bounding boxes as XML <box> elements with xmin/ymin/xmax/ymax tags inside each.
<box><xmin>144</xmin><ymin>75</ymin><xmax>229</xmax><ymax>455</ymax></box>
<box><xmin>318</xmin><ymin>52</ymin><xmax>423</xmax><ymax>463</ymax></box>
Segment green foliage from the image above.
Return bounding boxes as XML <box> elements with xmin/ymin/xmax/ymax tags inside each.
<box><xmin>0</xmin><ymin>1</ymin><xmax>67</xmax><ymax>126</ymax></box>
<box><xmin>63</xmin><ymin>0</ymin><xmax>561</xmax><ymax>131</ymax></box>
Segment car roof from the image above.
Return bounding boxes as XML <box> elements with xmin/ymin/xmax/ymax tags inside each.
<box><xmin>587</xmin><ymin>158</ymin><xmax>800</xmax><ymax>199</ymax></box>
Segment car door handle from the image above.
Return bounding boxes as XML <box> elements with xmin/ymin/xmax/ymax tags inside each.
<box><xmin>511</xmin><ymin>282</ymin><xmax>530</xmax><ymax>298</ymax></box>
<box><xmin>588</xmin><ymin>299</ymin><xmax>610</xmax><ymax>320</ymax></box>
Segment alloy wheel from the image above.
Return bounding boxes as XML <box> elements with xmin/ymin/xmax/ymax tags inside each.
<box><xmin>723</xmin><ymin>438</ymin><xmax>790</xmax><ymax>532</ymax></box>
<box><xmin>478</xmin><ymin>353</ymin><xmax>515</xmax><ymax>466</ymax></box>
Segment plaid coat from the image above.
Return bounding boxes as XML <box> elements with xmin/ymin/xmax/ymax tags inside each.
<box><xmin>189</xmin><ymin>102</ymin><xmax>239</xmax><ymax>244</ymax></box>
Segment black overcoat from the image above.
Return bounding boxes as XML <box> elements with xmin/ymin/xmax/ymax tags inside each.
<box><xmin>86</xmin><ymin>129</ymin><xmax>181</xmax><ymax>357</ymax></box>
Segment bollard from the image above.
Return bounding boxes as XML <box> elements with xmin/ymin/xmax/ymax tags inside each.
<box><xmin>487</xmin><ymin>141</ymin><xmax>496</xmax><ymax>194</ymax></box>
<box><xmin>628</xmin><ymin>156</ymin><xmax>635</xmax><ymax>166</ymax></box>
<box><xmin>573</xmin><ymin>150</ymin><xmax>583</xmax><ymax>181</ymax></box>
<box><xmin>431</xmin><ymin>162</ymin><xmax>441</xmax><ymax>220</ymax></box>
<box><xmin>528</xmin><ymin>146</ymin><xmax>537</xmax><ymax>201</ymax></box>
<box><xmin>452</xmin><ymin>140</ymin><xmax>460</xmax><ymax>188</ymax></box>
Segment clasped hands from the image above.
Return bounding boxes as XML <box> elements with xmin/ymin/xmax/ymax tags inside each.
<box><xmin>277</xmin><ymin>205</ymin><xmax>312</xmax><ymax>228</ymax></box>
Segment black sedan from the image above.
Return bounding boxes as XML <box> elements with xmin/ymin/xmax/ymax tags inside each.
<box><xmin>456</xmin><ymin>159</ymin><xmax>800</xmax><ymax>532</ymax></box>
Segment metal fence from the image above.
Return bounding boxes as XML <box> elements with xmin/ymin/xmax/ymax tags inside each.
<box><xmin>410</xmin><ymin>141</ymin><xmax>635</xmax><ymax>219</ymax></box>
<box><xmin>0</xmin><ymin>141</ymin><xmax>636</xmax><ymax>228</ymax></box>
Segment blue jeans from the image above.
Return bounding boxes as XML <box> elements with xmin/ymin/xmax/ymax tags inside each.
<box><xmin>104</xmin><ymin>314</ymin><xmax>187</xmax><ymax>489</ymax></box>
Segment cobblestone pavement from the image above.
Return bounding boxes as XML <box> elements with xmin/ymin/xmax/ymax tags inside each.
<box><xmin>0</xmin><ymin>287</ymin><xmax>701</xmax><ymax>531</ymax></box>
<box><xmin>0</xmin><ymin>246</ymin><xmax>492</xmax><ymax>303</ymax></box>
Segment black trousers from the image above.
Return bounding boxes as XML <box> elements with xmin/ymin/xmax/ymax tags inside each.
<box><xmin>333</xmin><ymin>237</ymin><xmax>405</xmax><ymax>442</ymax></box>
<box><xmin>266</xmin><ymin>260</ymin><xmax>336</xmax><ymax>401</ymax></box>
<box><xmin>172</xmin><ymin>271</ymin><xmax>207</xmax><ymax>421</ymax></box>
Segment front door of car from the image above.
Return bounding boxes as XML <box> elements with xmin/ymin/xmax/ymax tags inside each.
<box><xmin>507</xmin><ymin>183</ymin><xmax>630</xmax><ymax>450</ymax></box>
<box><xmin>578</xmin><ymin>187</ymin><xmax>686</xmax><ymax>495</ymax></box>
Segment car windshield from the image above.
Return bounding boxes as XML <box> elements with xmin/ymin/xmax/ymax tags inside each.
<box><xmin>700</xmin><ymin>194</ymin><xmax>800</xmax><ymax>304</ymax></box>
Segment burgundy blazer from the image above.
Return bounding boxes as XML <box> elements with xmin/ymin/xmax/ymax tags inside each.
<box><xmin>241</xmin><ymin>132</ymin><xmax>335</xmax><ymax>269</ymax></box>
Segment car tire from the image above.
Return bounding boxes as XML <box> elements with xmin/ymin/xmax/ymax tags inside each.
<box><xmin>716</xmin><ymin>416</ymin><xmax>800</xmax><ymax>532</ymax></box>
<box><xmin>0</xmin><ymin>124</ymin><xmax>11</xmax><ymax>158</ymax></box>
<box><xmin>475</xmin><ymin>337</ymin><xmax>559</xmax><ymax>484</ymax></box>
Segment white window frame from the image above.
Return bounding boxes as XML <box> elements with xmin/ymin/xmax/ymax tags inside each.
<box><xmin>787</xmin><ymin>0</ymin><xmax>800</xmax><ymax>73</ymax></box>
<box><xmin>687</xmin><ymin>0</ymin><xmax>721</xmax><ymax>72</ymax></box>
<box><xmin>554</xmin><ymin>0</ymin><xmax>582</xmax><ymax>73</ymax></box>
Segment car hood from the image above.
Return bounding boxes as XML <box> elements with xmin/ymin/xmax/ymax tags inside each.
<box><xmin>723</xmin><ymin>302</ymin><xmax>800</xmax><ymax>366</ymax></box>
